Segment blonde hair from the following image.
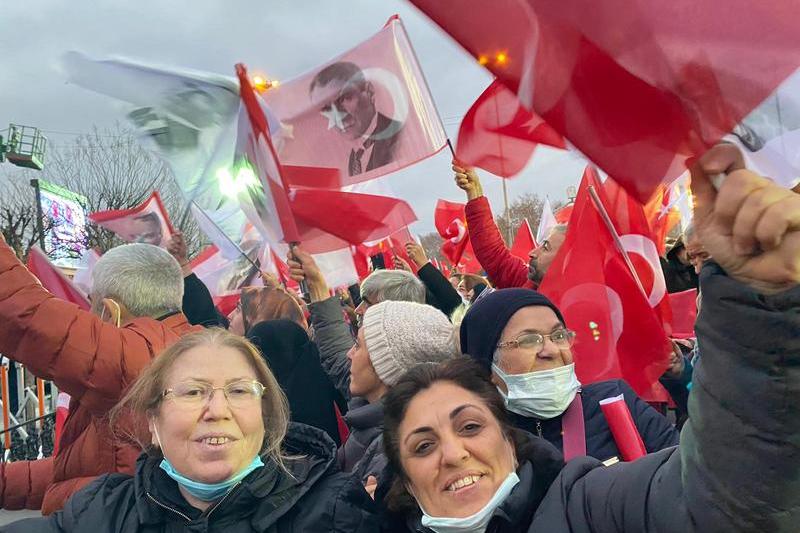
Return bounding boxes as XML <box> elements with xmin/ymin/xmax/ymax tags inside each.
<box><xmin>110</xmin><ymin>328</ymin><xmax>291</xmax><ymax>471</ymax></box>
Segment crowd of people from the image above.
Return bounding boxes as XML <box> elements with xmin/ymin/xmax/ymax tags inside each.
<box><xmin>0</xmin><ymin>145</ymin><xmax>797</xmax><ymax>532</ymax></box>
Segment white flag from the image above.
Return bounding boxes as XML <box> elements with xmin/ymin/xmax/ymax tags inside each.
<box><xmin>536</xmin><ymin>197</ymin><xmax>558</xmax><ymax>245</ymax></box>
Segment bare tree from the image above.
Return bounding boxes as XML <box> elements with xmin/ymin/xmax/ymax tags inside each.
<box><xmin>495</xmin><ymin>193</ymin><xmax>545</xmax><ymax>246</ymax></box>
<box><xmin>42</xmin><ymin>125</ymin><xmax>204</xmax><ymax>256</ymax></box>
<box><xmin>417</xmin><ymin>232</ymin><xmax>443</xmax><ymax>262</ymax></box>
<box><xmin>0</xmin><ymin>174</ymin><xmax>50</xmax><ymax>260</ymax></box>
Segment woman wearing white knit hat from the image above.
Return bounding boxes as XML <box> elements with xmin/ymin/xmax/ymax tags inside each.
<box><xmin>343</xmin><ymin>300</ymin><xmax>459</xmax><ymax>485</ymax></box>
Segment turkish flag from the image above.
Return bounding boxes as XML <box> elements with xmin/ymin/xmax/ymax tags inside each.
<box><xmin>263</xmin><ymin>15</ymin><xmax>447</xmax><ymax>188</ymax></box>
<box><xmin>554</xmin><ymin>204</ymin><xmax>573</xmax><ymax>224</ymax></box>
<box><xmin>644</xmin><ymin>180</ymin><xmax>685</xmax><ymax>256</ymax></box>
<box><xmin>598</xmin><ymin>169</ymin><xmax>673</xmax><ymax>335</ymax></box>
<box><xmin>88</xmin><ymin>191</ymin><xmax>174</xmax><ymax>249</ymax></box>
<box><xmin>26</xmin><ymin>247</ymin><xmax>91</xmax><ymax>310</ymax></box>
<box><xmin>410</xmin><ymin>0</ymin><xmax>800</xmax><ymax>202</ymax></box>
<box><xmin>435</xmin><ymin>199</ymin><xmax>471</xmax><ymax>265</ymax></box>
<box><xmin>668</xmin><ymin>289</ymin><xmax>698</xmax><ymax>340</ymax></box>
<box><xmin>509</xmin><ymin>219</ymin><xmax>536</xmax><ymax>262</ymax></box>
<box><xmin>290</xmin><ymin>190</ymin><xmax>417</xmax><ymax>250</ymax></box>
<box><xmin>457</xmin><ymin>79</ymin><xmax>565</xmax><ymax>177</ymax></box>
<box><xmin>539</xmin><ymin>169</ymin><xmax>671</xmax><ymax>396</ymax></box>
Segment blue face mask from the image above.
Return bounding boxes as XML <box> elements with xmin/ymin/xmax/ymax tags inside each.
<box><xmin>420</xmin><ymin>472</ymin><xmax>520</xmax><ymax>533</ymax></box>
<box><xmin>159</xmin><ymin>455</ymin><xmax>264</xmax><ymax>502</ymax></box>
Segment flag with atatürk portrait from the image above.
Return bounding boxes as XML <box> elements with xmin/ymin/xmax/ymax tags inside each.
<box><xmin>89</xmin><ymin>191</ymin><xmax>175</xmax><ymax>248</ymax></box>
<box><xmin>263</xmin><ymin>15</ymin><xmax>447</xmax><ymax>188</ymax></box>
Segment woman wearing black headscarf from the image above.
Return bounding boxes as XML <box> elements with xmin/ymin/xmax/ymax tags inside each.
<box><xmin>248</xmin><ymin>320</ymin><xmax>347</xmax><ymax>446</ymax></box>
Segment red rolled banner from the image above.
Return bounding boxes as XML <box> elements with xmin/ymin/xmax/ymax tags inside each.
<box><xmin>54</xmin><ymin>393</ymin><xmax>70</xmax><ymax>455</ymax></box>
<box><xmin>599</xmin><ymin>394</ymin><xmax>647</xmax><ymax>462</ymax></box>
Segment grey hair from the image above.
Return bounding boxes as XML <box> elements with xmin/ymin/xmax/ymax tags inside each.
<box><xmin>91</xmin><ymin>243</ymin><xmax>183</xmax><ymax>318</ymax></box>
<box><xmin>360</xmin><ymin>269</ymin><xmax>425</xmax><ymax>305</ymax></box>
<box><xmin>550</xmin><ymin>224</ymin><xmax>568</xmax><ymax>236</ymax></box>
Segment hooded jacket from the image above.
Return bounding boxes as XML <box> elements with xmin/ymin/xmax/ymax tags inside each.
<box><xmin>385</xmin><ymin>264</ymin><xmax>800</xmax><ymax>532</ymax></box>
<box><xmin>248</xmin><ymin>320</ymin><xmax>347</xmax><ymax>446</ymax></box>
<box><xmin>4</xmin><ymin>423</ymin><xmax>378</xmax><ymax>532</ymax></box>
<box><xmin>0</xmin><ymin>239</ymin><xmax>202</xmax><ymax>514</ymax></box>
<box><xmin>660</xmin><ymin>240</ymin><xmax>698</xmax><ymax>293</ymax></box>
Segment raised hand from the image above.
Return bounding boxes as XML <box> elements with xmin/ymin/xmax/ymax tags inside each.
<box><xmin>405</xmin><ymin>242</ymin><xmax>429</xmax><ymax>267</ymax></box>
<box><xmin>453</xmin><ymin>159</ymin><xmax>484</xmax><ymax>201</ymax></box>
<box><xmin>286</xmin><ymin>246</ymin><xmax>329</xmax><ymax>302</ymax></box>
<box><xmin>690</xmin><ymin>143</ymin><xmax>800</xmax><ymax>294</ymax></box>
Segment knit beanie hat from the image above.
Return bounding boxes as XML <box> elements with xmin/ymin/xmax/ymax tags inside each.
<box><xmin>459</xmin><ymin>288</ymin><xmax>566</xmax><ymax>369</ymax></box>
<box><xmin>362</xmin><ymin>301</ymin><xmax>458</xmax><ymax>386</ymax></box>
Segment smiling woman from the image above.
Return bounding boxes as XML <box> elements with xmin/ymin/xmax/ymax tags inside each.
<box><xmin>6</xmin><ymin>329</ymin><xmax>378</xmax><ymax>532</ymax></box>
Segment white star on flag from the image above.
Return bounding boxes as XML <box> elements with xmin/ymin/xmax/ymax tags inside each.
<box><xmin>320</xmin><ymin>103</ymin><xmax>348</xmax><ymax>131</ymax></box>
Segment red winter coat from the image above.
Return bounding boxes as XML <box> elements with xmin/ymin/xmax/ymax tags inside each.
<box><xmin>0</xmin><ymin>240</ymin><xmax>202</xmax><ymax>514</ymax></box>
<box><xmin>465</xmin><ymin>196</ymin><xmax>536</xmax><ymax>290</ymax></box>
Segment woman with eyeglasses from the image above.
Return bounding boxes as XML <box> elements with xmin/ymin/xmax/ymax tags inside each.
<box><xmin>459</xmin><ymin>288</ymin><xmax>679</xmax><ymax>462</ymax></box>
<box><xmin>7</xmin><ymin>329</ymin><xmax>377</xmax><ymax>532</ymax></box>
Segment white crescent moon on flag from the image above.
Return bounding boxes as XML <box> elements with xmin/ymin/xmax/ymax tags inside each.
<box><xmin>618</xmin><ymin>234</ymin><xmax>666</xmax><ymax>308</ymax></box>
<box><xmin>361</xmin><ymin>67</ymin><xmax>408</xmax><ymax>141</ymax></box>
<box><xmin>448</xmin><ymin>219</ymin><xmax>466</xmax><ymax>244</ymax></box>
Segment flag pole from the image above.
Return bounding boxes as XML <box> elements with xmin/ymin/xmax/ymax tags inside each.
<box><xmin>502</xmin><ymin>179</ymin><xmax>512</xmax><ymax>244</ymax></box>
<box><xmin>236</xmin><ymin>63</ymin><xmax>309</xmax><ymax>300</ymax></box>
<box><xmin>189</xmin><ymin>201</ymin><xmax>262</xmax><ymax>272</ymax></box>
<box><xmin>396</xmin><ymin>16</ymin><xmax>452</xmax><ymax>161</ymax></box>
<box><xmin>587</xmin><ymin>184</ymin><xmax>649</xmax><ymax>301</ymax></box>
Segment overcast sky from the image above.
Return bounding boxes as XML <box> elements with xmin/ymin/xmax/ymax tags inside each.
<box><xmin>0</xmin><ymin>0</ymin><xmax>589</xmax><ymax>235</ymax></box>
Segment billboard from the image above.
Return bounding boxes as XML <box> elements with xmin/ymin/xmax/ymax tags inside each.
<box><xmin>37</xmin><ymin>180</ymin><xmax>88</xmax><ymax>268</ymax></box>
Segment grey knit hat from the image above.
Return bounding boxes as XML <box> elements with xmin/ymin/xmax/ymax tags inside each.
<box><xmin>362</xmin><ymin>300</ymin><xmax>459</xmax><ymax>386</ymax></box>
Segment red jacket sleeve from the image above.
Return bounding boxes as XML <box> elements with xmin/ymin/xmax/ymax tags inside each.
<box><xmin>465</xmin><ymin>196</ymin><xmax>531</xmax><ymax>289</ymax></box>
<box><xmin>0</xmin><ymin>240</ymin><xmax>155</xmax><ymax>416</ymax></box>
<box><xmin>0</xmin><ymin>456</ymin><xmax>52</xmax><ymax>510</ymax></box>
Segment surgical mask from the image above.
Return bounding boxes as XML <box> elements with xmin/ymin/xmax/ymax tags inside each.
<box><xmin>491</xmin><ymin>363</ymin><xmax>580</xmax><ymax>419</ymax></box>
<box><xmin>153</xmin><ymin>425</ymin><xmax>263</xmax><ymax>501</ymax></box>
<box><xmin>159</xmin><ymin>455</ymin><xmax>264</xmax><ymax>501</ymax></box>
<box><xmin>420</xmin><ymin>472</ymin><xmax>520</xmax><ymax>533</ymax></box>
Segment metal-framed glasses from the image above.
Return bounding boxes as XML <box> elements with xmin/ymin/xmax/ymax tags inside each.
<box><xmin>497</xmin><ymin>329</ymin><xmax>576</xmax><ymax>353</ymax></box>
<box><xmin>162</xmin><ymin>380</ymin><xmax>265</xmax><ymax>409</ymax></box>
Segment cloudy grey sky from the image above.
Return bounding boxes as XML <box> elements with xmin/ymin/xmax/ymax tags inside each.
<box><xmin>0</xmin><ymin>0</ymin><xmax>588</xmax><ymax>235</ymax></box>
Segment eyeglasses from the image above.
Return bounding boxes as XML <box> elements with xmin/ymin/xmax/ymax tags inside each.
<box><xmin>162</xmin><ymin>380</ymin><xmax>265</xmax><ymax>409</ymax></box>
<box><xmin>497</xmin><ymin>329</ymin><xmax>576</xmax><ymax>353</ymax></box>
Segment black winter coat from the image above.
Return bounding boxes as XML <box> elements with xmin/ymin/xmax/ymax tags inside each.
<box><xmin>182</xmin><ymin>273</ymin><xmax>228</xmax><ymax>328</ymax></box>
<box><xmin>417</xmin><ymin>263</ymin><xmax>463</xmax><ymax>318</ymax></box>
<box><xmin>660</xmin><ymin>243</ymin><xmax>698</xmax><ymax>293</ymax></box>
<box><xmin>387</xmin><ymin>264</ymin><xmax>800</xmax><ymax>532</ymax></box>
<box><xmin>338</xmin><ymin>398</ymin><xmax>384</xmax><ymax>477</ymax></box>
<box><xmin>4</xmin><ymin>423</ymin><xmax>378</xmax><ymax>533</ymax></box>
<box><xmin>511</xmin><ymin>379</ymin><xmax>679</xmax><ymax>461</ymax></box>
<box><xmin>248</xmin><ymin>320</ymin><xmax>347</xmax><ymax>446</ymax></box>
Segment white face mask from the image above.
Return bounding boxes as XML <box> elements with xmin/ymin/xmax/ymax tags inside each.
<box><xmin>492</xmin><ymin>363</ymin><xmax>581</xmax><ymax>419</ymax></box>
<box><xmin>420</xmin><ymin>472</ymin><xmax>520</xmax><ymax>533</ymax></box>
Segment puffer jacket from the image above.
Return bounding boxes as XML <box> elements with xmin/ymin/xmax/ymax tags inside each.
<box><xmin>3</xmin><ymin>423</ymin><xmax>378</xmax><ymax>532</ymax></box>
<box><xmin>309</xmin><ymin>296</ymin><xmax>388</xmax><ymax>480</ymax></box>
<box><xmin>0</xmin><ymin>240</ymin><xmax>201</xmax><ymax>513</ymax></box>
<box><xmin>309</xmin><ymin>296</ymin><xmax>355</xmax><ymax>401</ymax></box>
<box><xmin>465</xmin><ymin>196</ymin><xmax>535</xmax><ymax>289</ymax></box>
<box><xmin>386</xmin><ymin>264</ymin><xmax>800</xmax><ymax>532</ymax></box>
